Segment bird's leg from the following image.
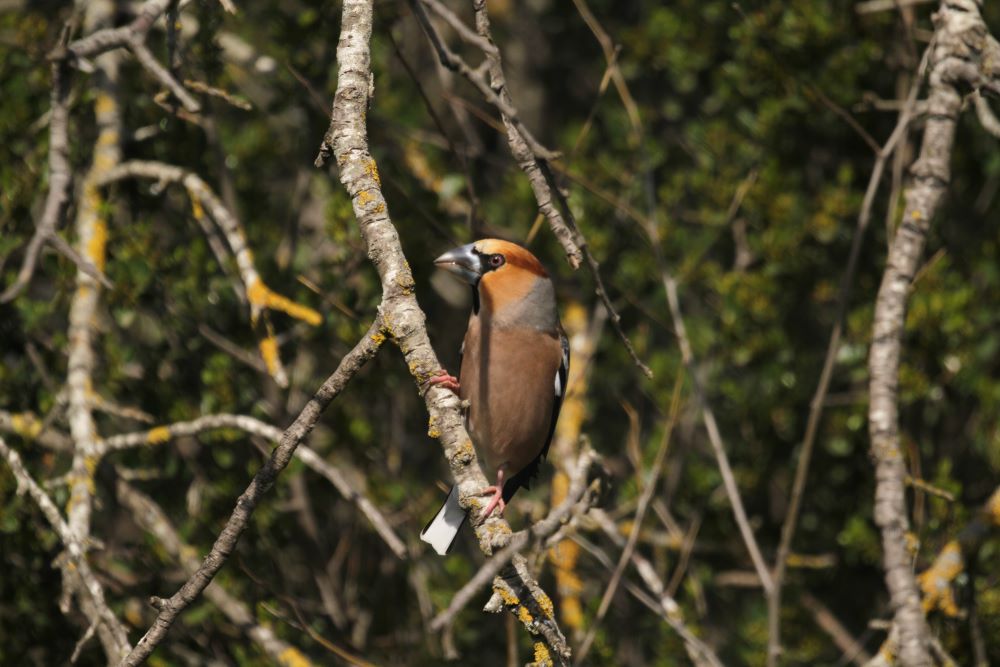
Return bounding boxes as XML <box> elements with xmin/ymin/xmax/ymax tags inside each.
<box><xmin>424</xmin><ymin>368</ymin><xmax>460</xmax><ymax>393</ymax></box>
<box><xmin>475</xmin><ymin>466</ymin><xmax>506</xmax><ymax>525</ymax></box>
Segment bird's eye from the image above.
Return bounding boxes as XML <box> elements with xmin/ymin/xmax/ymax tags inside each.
<box><xmin>489</xmin><ymin>254</ymin><xmax>505</xmax><ymax>268</ymax></box>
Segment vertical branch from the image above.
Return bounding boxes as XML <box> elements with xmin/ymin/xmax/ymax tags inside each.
<box><xmin>547</xmin><ymin>303</ymin><xmax>605</xmax><ymax>637</ymax></box>
<box><xmin>867</xmin><ymin>2</ymin><xmax>1000</xmax><ymax>664</ymax></box>
<box><xmin>63</xmin><ymin>2</ymin><xmax>131</xmax><ymax>661</ymax></box>
<box><xmin>0</xmin><ymin>58</ymin><xmax>73</xmax><ymax>304</ymax></box>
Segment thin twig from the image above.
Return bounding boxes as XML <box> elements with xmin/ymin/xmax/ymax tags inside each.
<box><xmin>118</xmin><ymin>319</ymin><xmax>384</xmax><ymax>666</ymax></box>
<box><xmin>574</xmin><ymin>371</ymin><xmax>683</xmax><ymax>664</ymax></box>
<box><xmin>0</xmin><ymin>436</ymin><xmax>131</xmax><ymax>657</ymax></box>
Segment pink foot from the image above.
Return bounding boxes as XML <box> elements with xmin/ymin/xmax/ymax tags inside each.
<box><xmin>425</xmin><ymin>369</ymin><xmax>460</xmax><ymax>393</ymax></box>
<box><xmin>476</xmin><ymin>485</ymin><xmax>506</xmax><ymax>524</ymax></box>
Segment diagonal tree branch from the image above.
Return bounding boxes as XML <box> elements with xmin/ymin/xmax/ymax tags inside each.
<box><xmin>117</xmin><ymin>318</ymin><xmax>385</xmax><ymax>666</ymax></box>
<box><xmin>116</xmin><ymin>478</ymin><xmax>321</xmax><ymax>666</ymax></box>
<box><xmin>409</xmin><ymin>0</ymin><xmax>653</xmax><ymax>379</ymax></box>
<box><xmin>316</xmin><ymin>0</ymin><xmax>571</xmax><ymax>661</ymax></box>
<box><xmin>0</xmin><ymin>436</ymin><xmax>131</xmax><ymax>659</ymax></box>
<box><xmin>98</xmin><ymin>159</ymin><xmax>324</xmax><ymax>387</ymax></box>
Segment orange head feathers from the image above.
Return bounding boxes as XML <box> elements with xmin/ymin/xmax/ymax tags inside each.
<box><xmin>434</xmin><ymin>239</ymin><xmax>553</xmax><ymax>320</ymax></box>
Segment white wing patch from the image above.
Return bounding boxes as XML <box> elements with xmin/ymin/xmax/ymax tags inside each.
<box><xmin>555</xmin><ymin>335</ymin><xmax>570</xmax><ymax>398</ymax></box>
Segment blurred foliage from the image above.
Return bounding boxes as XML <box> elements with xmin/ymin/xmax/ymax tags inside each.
<box><xmin>1</xmin><ymin>1</ymin><xmax>1000</xmax><ymax>665</ymax></box>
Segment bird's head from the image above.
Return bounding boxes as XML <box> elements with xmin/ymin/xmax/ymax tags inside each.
<box><xmin>434</xmin><ymin>239</ymin><xmax>553</xmax><ymax>320</ymax></box>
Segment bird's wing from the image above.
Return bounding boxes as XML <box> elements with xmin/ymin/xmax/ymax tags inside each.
<box><xmin>502</xmin><ymin>330</ymin><xmax>570</xmax><ymax>502</ymax></box>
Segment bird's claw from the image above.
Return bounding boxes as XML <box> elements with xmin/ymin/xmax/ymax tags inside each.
<box><xmin>424</xmin><ymin>368</ymin><xmax>460</xmax><ymax>394</ymax></box>
<box><xmin>475</xmin><ymin>485</ymin><xmax>506</xmax><ymax>525</ymax></box>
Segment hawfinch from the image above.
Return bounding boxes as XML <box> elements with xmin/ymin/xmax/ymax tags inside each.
<box><xmin>421</xmin><ymin>239</ymin><xmax>569</xmax><ymax>556</ymax></box>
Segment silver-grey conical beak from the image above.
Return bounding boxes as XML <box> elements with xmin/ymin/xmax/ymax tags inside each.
<box><xmin>434</xmin><ymin>243</ymin><xmax>482</xmax><ymax>285</ymax></box>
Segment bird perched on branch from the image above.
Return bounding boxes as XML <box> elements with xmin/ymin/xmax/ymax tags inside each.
<box><xmin>421</xmin><ymin>239</ymin><xmax>569</xmax><ymax>556</ymax></box>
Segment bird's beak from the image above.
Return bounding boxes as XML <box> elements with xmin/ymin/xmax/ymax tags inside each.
<box><xmin>434</xmin><ymin>243</ymin><xmax>482</xmax><ymax>285</ymax></box>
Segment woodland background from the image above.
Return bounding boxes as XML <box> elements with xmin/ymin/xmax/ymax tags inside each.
<box><xmin>1</xmin><ymin>0</ymin><xmax>1000</xmax><ymax>665</ymax></box>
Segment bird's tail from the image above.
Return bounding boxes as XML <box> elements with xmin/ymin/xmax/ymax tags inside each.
<box><xmin>420</xmin><ymin>486</ymin><xmax>466</xmax><ymax>555</ymax></box>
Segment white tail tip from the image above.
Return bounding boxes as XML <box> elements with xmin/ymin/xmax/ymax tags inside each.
<box><xmin>420</xmin><ymin>486</ymin><xmax>466</xmax><ymax>555</ymax></box>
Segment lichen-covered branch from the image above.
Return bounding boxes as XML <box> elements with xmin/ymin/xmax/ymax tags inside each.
<box><xmin>98</xmin><ymin>160</ymin><xmax>323</xmax><ymax>387</ymax></box>
<box><xmin>99</xmin><ymin>413</ymin><xmax>408</xmax><ymax>559</ymax></box>
<box><xmin>118</xmin><ymin>319</ymin><xmax>384</xmax><ymax>667</ymax></box>
<box><xmin>867</xmin><ymin>3</ymin><xmax>1000</xmax><ymax>665</ymax></box>
<box><xmin>315</xmin><ymin>0</ymin><xmax>571</xmax><ymax>661</ymax></box>
<box><xmin>63</xmin><ymin>3</ymin><xmax>128</xmax><ymax>659</ymax></box>
<box><xmin>1</xmin><ymin>0</ymin><xmax>192</xmax><ymax>304</ymax></box>
<box><xmin>429</xmin><ymin>447</ymin><xmax>600</xmax><ymax>634</ymax></box>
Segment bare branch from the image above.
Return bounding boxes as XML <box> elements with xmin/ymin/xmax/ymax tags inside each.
<box><xmin>116</xmin><ymin>478</ymin><xmax>320</xmax><ymax>666</ymax></box>
<box><xmin>0</xmin><ymin>436</ymin><xmax>131</xmax><ymax>658</ymax></box>
<box><xmin>800</xmin><ymin>592</ymin><xmax>873</xmax><ymax>666</ymax></box>
<box><xmin>590</xmin><ymin>509</ymin><xmax>724</xmax><ymax>667</ymax></box>
<box><xmin>118</xmin><ymin>318</ymin><xmax>384</xmax><ymax>666</ymax></box>
<box><xmin>0</xmin><ymin>60</ymin><xmax>73</xmax><ymax>305</ymax></box>
<box><xmin>99</xmin><ymin>413</ymin><xmax>408</xmax><ymax>559</ymax></box>
<box><xmin>662</xmin><ymin>270</ymin><xmax>774</xmax><ymax>595</ymax></box>
<box><xmin>428</xmin><ymin>448</ymin><xmax>600</xmax><ymax>633</ymax></box>
<box><xmin>574</xmin><ymin>371</ymin><xmax>682</xmax><ymax>664</ymax></box>
<box><xmin>62</xmin><ymin>4</ymin><xmax>127</xmax><ymax>658</ymax></box>
<box><xmin>867</xmin><ymin>3</ymin><xmax>1000</xmax><ymax>664</ymax></box>
<box><xmin>98</xmin><ymin>159</ymin><xmax>325</xmax><ymax>386</ymax></box>
<box><xmin>408</xmin><ymin>0</ymin><xmax>653</xmax><ymax>379</ymax></box>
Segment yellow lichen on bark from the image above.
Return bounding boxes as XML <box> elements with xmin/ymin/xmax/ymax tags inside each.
<box><xmin>277</xmin><ymin>647</ymin><xmax>314</xmax><ymax>667</ymax></box>
<box><xmin>364</xmin><ymin>158</ymin><xmax>381</xmax><ymax>186</ymax></box>
<box><xmin>548</xmin><ymin>472</ymin><xmax>584</xmax><ymax>629</ymax></box>
<box><xmin>88</xmin><ymin>219</ymin><xmax>109</xmax><ymax>273</ymax></box>
<box><xmin>917</xmin><ymin>540</ymin><xmax>964</xmax><ymax>617</ymax></box>
<box><xmin>518</xmin><ymin>605</ymin><xmax>534</xmax><ymax>624</ymax></box>
<box><xmin>533</xmin><ymin>641</ymin><xmax>553</xmax><ymax>667</ymax></box>
<box><xmin>187</xmin><ymin>188</ymin><xmax>206</xmax><ymax>221</ymax></box>
<box><xmin>10</xmin><ymin>413</ymin><xmax>43</xmax><ymax>439</ymax></box>
<box><xmin>146</xmin><ymin>426</ymin><xmax>172</xmax><ymax>444</ymax></box>
<box><xmin>259</xmin><ymin>336</ymin><xmax>281</xmax><ymax>377</ymax></box>
<box><xmin>247</xmin><ymin>277</ymin><xmax>322</xmax><ymax>326</ymax></box>
<box><xmin>495</xmin><ymin>583</ymin><xmax>519</xmax><ymax>607</ymax></box>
